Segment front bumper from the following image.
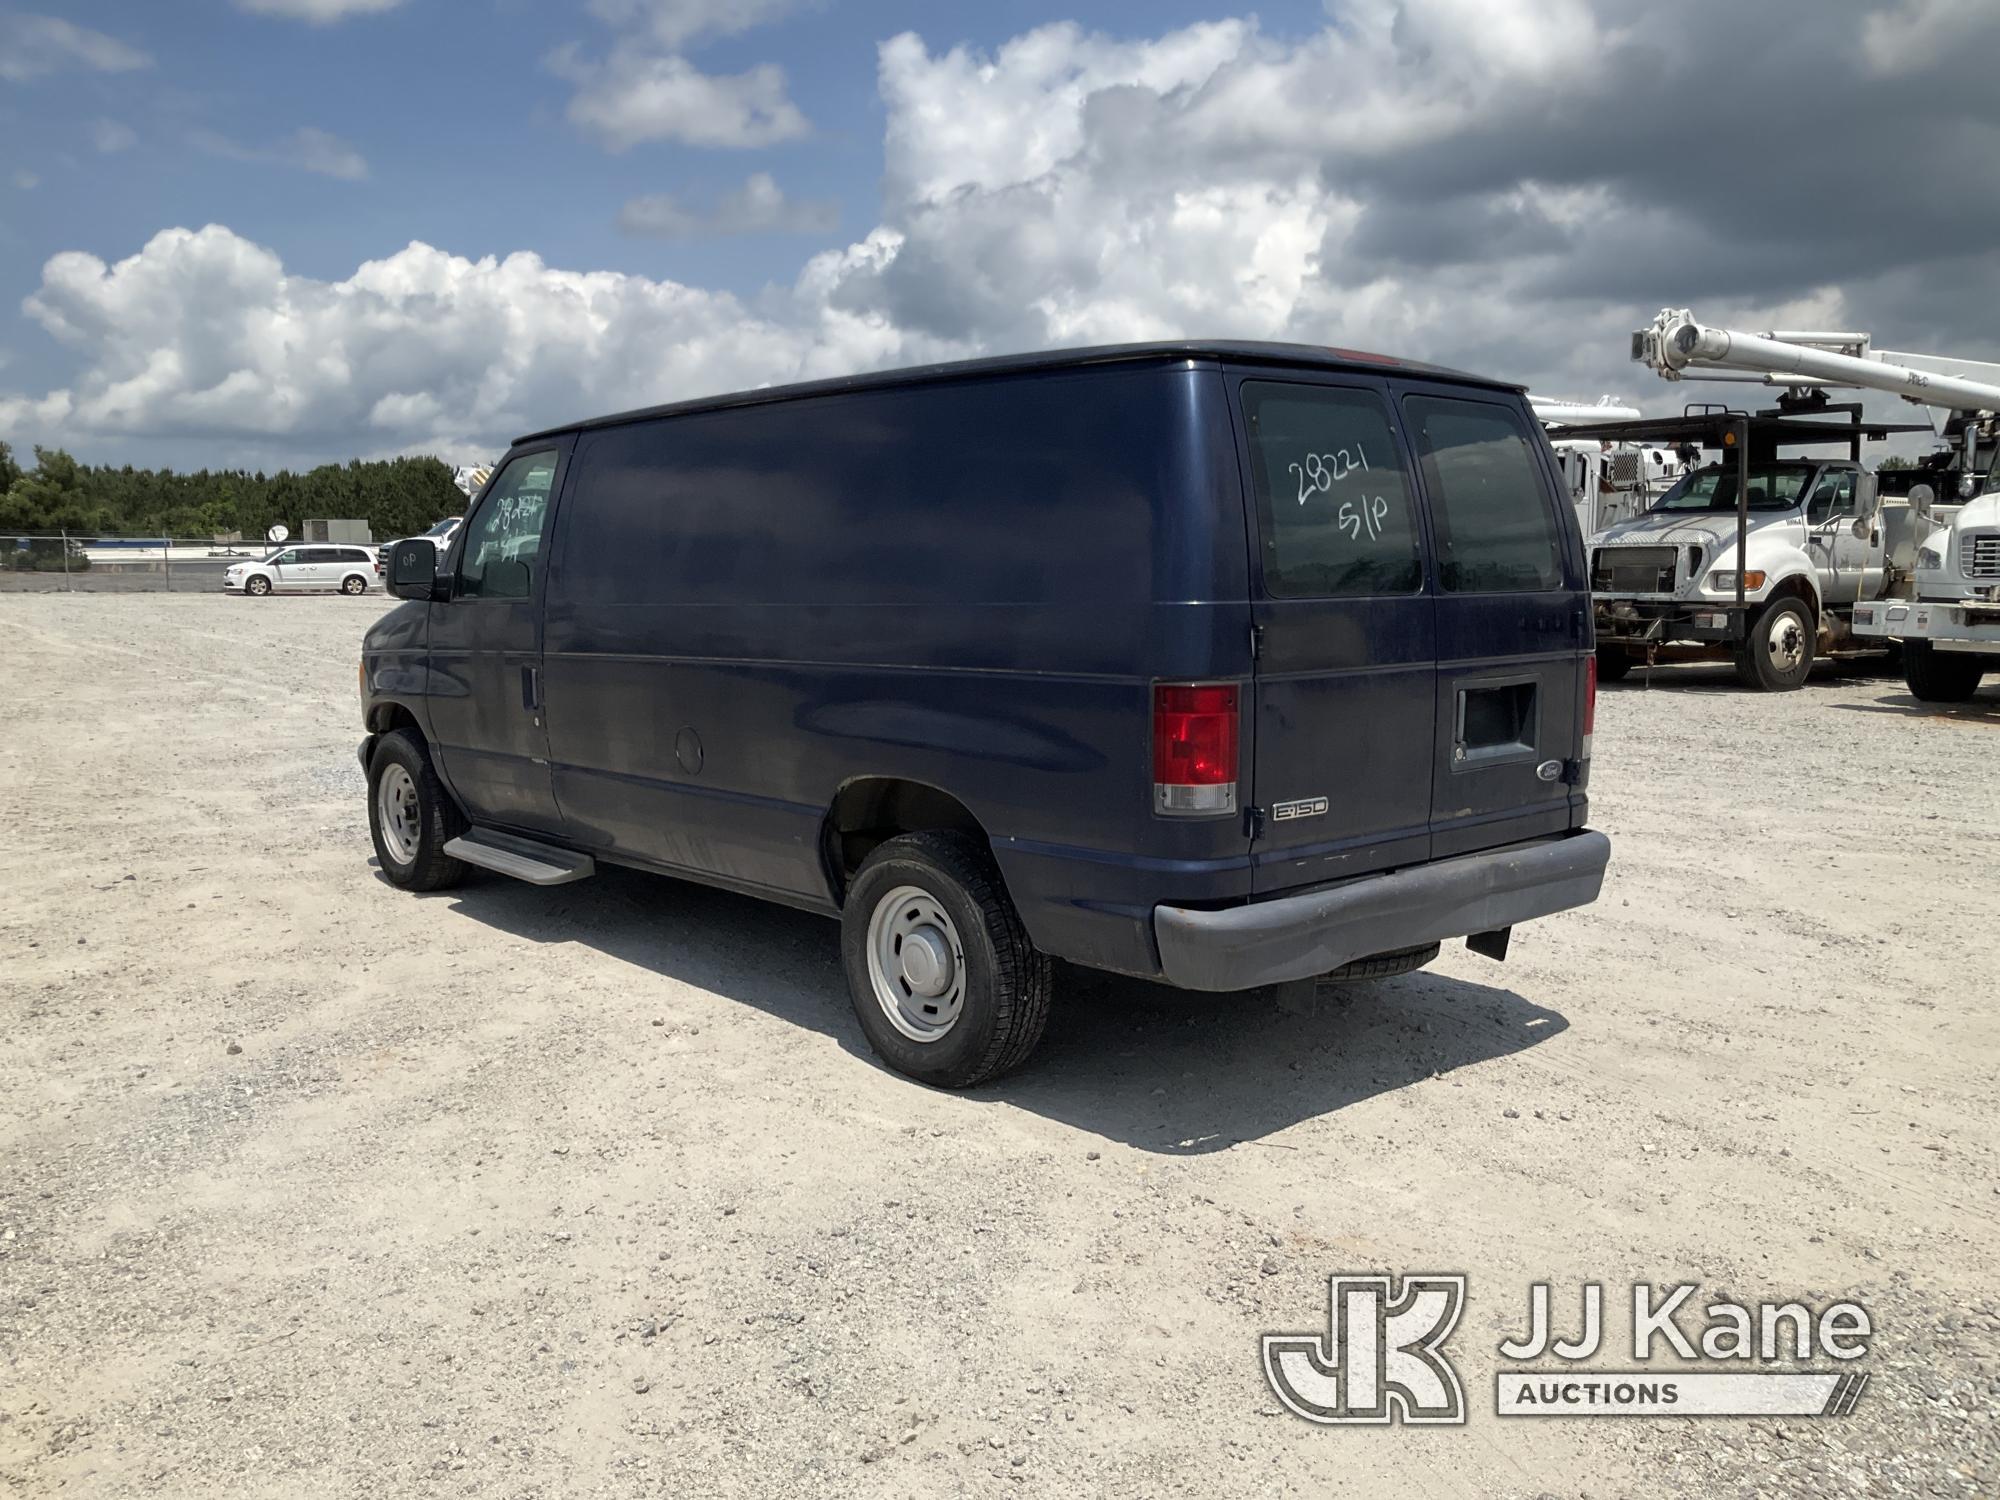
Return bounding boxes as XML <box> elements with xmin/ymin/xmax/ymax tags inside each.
<box><xmin>1153</xmin><ymin>830</ymin><xmax>1611</xmax><ymax>991</ymax></box>
<box><xmin>1595</xmin><ymin>597</ymin><xmax>1745</xmax><ymax>644</ymax></box>
<box><xmin>1853</xmin><ymin>597</ymin><xmax>2000</xmax><ymax>652</ymax></box>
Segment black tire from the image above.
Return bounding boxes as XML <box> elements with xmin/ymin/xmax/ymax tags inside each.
<box><xmin>1595</xmin><ymin>647</ymin><xmax>1635</xmax><ymax>683</ymax></box>
<box><xmin>246</xmin><ymin>575</ymin><xmax>271</xmax><ymax>597</ymax></box>
<box><xmin>341</xmin><ymin>574</ymin><xmax>367</xmax><ymax>595</ymax></box>
<box><xmin>1322</xmin><ymin>941</ymin><xmax>1440</xmax><ymax>983</ymax></box>
<box><xmin>1902</xmin><ymin>639</ymin><xmax>1986</xmax><ymax>702</ymax></box>
<box><xmin>1733</xmin><ymin>596</ymin><xmax>1814</xmax><ymax>691</ymax></box>
<box><xmin>367</xmin><ymin>729</ymin><xmax>467</xmax><ymax>892</ymax></box>
<box><xmin>840</xmin><ymin>831</ymin><xmax>1052</xmax><ymax>1088</ymax></box>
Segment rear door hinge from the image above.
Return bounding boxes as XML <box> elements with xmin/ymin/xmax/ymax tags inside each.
<box><xmin>1250</xmin><ymin>623</ymin><xmax>1265</xmax><ymax>660</ymax></box>
<box><xmin>1245</xmin><ymin>805</ymin><xmax>1265</xmax><ymax>840</ymax></box>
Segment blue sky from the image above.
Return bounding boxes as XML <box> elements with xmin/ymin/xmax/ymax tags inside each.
<box><xmin>2</xmin><ymin>1</ymin><xmax>1996</xmax><ymax>470</ymax></box>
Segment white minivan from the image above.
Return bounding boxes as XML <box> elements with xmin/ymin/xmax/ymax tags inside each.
<box><xmin>224</xmin><ymin>545</ymin><xmax>378</xmax><ymax>596</ymax></box>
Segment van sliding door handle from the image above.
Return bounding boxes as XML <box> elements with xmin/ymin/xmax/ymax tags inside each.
<box><xmin>521</xmin><ymin>665</ymin><xmax>541</xmax><ymax>710</ymax></box>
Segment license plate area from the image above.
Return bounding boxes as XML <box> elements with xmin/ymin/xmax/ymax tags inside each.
<box><xmin>1453</xmin><ymin>676</ymin><xmax>1539</xmax><ymax>768</ymax></box>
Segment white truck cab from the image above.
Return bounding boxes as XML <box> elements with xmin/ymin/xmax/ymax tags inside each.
<box><xmin>1578</xmin><ymin>416</ymin><xmax>1918</xmax><ymax>691</ymax></box>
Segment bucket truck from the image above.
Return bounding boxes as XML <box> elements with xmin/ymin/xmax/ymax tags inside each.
<box><xmin>1595</xmin><ymin>309</ymin><xmax>2000</xmax><ymax>697</ymax></box>
<box><xmin>1530</xmin><ymin>396</ymin><xmax>1680</xmax><ymax>534</ymax></box>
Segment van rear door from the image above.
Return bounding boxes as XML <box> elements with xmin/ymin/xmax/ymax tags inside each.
<box><xmin>1394</xmin><ymin>384</ymin><xmax>1588</xmax><ymax>858</ymax></box>
<box><xmin>1227</xmin><ymin>369</ymin><xmax>1437</xmax><ymax>894</ymax></box>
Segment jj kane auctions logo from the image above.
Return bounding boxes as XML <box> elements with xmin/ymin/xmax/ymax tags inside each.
<box><xmin>1265</xmin><ymin>1275</ymin><xmax>1873</xmax><ymax>1424</ymax></box>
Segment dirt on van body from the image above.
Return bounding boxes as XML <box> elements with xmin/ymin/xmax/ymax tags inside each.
<box><xmin>1</xmin><ymin>593</ymin><xmax>1995</xmax><ymax>1499</ymax></box>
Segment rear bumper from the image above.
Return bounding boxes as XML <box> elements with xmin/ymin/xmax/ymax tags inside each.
<box><xmin>1153</xmin><ymin>830</ymin><xmax>1611</xmax><ymax>991</ymax></box>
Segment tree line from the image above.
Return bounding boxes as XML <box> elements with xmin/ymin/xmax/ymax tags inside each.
<box><xmin>0</xmin><ymin>440</ymin><xmax>465</xmax><ymax>546</ymax></box>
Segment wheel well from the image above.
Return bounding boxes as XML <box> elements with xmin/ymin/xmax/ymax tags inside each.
<box><xmin>821</xmin><ymin>778</ymin><xmax>988</xmax><ymax>906</ymax></box>
<box><xmin>368</xmin><ymin>702</ymin><xmax>424</xmax><ymax>741</ymax></box>
<box><xmin>1767</xmin><ymin>574</ymin><xmax>1819</xmax><ymax>621</ymax></box>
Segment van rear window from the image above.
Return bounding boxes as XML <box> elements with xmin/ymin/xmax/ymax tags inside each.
<box><xmin>1241</xmin><ymin>382</ymin><xmax>1422</xmax><ymax>598</ymax></box>
<box><xmin>1405</xmin><ymin>397</ymin><xmax>1563</xmax><ymax>593</ymax></box>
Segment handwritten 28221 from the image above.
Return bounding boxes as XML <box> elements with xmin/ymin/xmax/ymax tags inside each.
<box><xmin>1286</xmin><ymin>447</ymin><xmax>1392</xmax><ymax>540</ymax></box>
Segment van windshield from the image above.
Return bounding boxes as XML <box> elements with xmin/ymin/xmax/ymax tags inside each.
<box><xmin>1651</xmin><ymin>464</ymin><xmax>1815</xmax><ymax>514</ymax></box>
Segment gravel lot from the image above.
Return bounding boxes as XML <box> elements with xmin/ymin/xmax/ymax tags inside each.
<box><xmin>2</xmin><ymin>593</ymin><xmax>1995</xmax><ymax>1498</ymax></box>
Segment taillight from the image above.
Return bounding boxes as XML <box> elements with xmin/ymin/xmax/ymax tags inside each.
<box><xmin>1582</xmin><ymin>656</ymin><xmax>1597</xmax><ymax>760</ymax></box>
<box><xmin>1153</xmin><ymin>682</ymin><xmax>1239</xmax><ymax>816</ymax></box>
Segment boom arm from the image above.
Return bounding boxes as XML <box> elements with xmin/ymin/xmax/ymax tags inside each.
<box><xmin>1634</xmin><ymin>308</ymin><xmax>2000</xmax><ymax>414</ymax></box>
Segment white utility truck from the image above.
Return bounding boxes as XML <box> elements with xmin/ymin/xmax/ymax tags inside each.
<box><xmin>1575</xmin><ymin>309</ymin><xmax>2000</xmax><ymax>694</ymax></box>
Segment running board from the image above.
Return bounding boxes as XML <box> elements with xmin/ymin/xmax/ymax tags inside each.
<box><xmin>444</xmin><ymin>831</ymin><xmax>595</xmax><ymax>886</ymax></box>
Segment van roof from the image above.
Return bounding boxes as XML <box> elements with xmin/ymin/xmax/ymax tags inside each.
<box><xmin>512</xmin><ymin>340</ymin><xmax>1517</xmax><ymax>444</ymax></box>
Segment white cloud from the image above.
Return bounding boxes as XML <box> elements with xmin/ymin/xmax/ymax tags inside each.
<box><xmin>233</xmin><ymin>0</ymin><xmax>407</xmax><ymax>22</ymax></box>
<box><xmin>92</xmin><ymin>119</ymin><xmax>139</xmax><ymax>154</ymax></box>
<box><xmin>0</xmin><ymin>13</ymin><xmax>152</xmax><ymax>81</ymax></box>
<box><xmin>11</xmin><ymin>170</ymin><xmax>40</xmax><ymax>191</ymax></box>
<box><xmin>8</xmin><ymin>3</ymin><xmax>2000</xmax><ymax>469</ymax></box>
<box><xmin>193</xmin><ymin>126</ymin><xmax>369</xmax><ymax>181</ymax></box>
<box><xmin>584</xmin><ymin>0</ymin><xmax>800</xmax><ymax>50</ymax></box>
<box><xmin>553</xmin><ymin>48</ymin><xmax>810</xmax><ymax>149</ymax></box>
<box><xmin>0</xmin><ymin>225</ymin><xmax>904</xmax><ymax>459</ymax></box>
<box><xmin>619</xmin><ymin>173</ymin><xmax>838</xmax><ymax>238</ymax></box>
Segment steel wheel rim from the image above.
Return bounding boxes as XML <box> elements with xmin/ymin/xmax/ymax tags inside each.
<box><xmin>1767</xmin><ymin>610</ymin><xmax>1805</xmax><ymax>672</ymax></box>
<box><xmin>865</xmin><ymin>884</ymin><xmax>967</xmax><ymax>1043</ymax></box>
<box><xmin>376</xmin><ymin>763</ymin><xmax>421</xmax><ymax>864</ymax></box>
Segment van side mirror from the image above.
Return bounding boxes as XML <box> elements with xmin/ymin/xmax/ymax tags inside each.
<box><xmin>387</xmin><ymin>539</ymin><xmax>443</xmax><ymax>601</ymax></box>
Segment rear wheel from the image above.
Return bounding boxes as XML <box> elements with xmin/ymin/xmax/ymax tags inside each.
<box><xmin>246</xmin><ymin>574</ymin><xmax>271</xmax><ymax>597</ymax></box>
<box><xmin>841</xmin><ymin>832</ymin><xmax>1051</xmax><ymax>1088</ymax></box>
<box><xmin>1902</xmin><ymin>639</ymin><xmax>1986</xmax><ymax>702</ymax></box>
<box><xmin>1734</xmin><ymin>596</ymin><xmax>1814</xmax><ymax>691</ymax></box>
<box><xmin>341</xmin><ymin>573</ymin><xmax>367</xmax><ymax>595</ymax></box>
<box><xmin>1594</xmin><ymin>646</ymin><xmax>1635</xmax><ymax>683</ymax></box>
<box><xmin>368</xmin><ymin>729</ymin><xmax>467</xmax><ymax>891</ymax></box>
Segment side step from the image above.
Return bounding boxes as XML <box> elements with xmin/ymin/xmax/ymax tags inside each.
<box><xmin>443</xmin><ymin>830</ymin><xmax>595</xmax><ymax>886</ymax></box>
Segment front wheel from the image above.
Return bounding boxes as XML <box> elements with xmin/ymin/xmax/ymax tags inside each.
<box><xmin>245</xmin><ymin>575</ymin><xmax>271</xmax><ymax>597</ymax></box>
<box><xmin>840</xmin><ymin>832</ymin><xmax>1052</xmax><ymax>1088</ymax></box>
<box><xmin>1902</xmin><ymin>639</ymin><xmax>1986</xmax><ymax>702</ymax></box>
<box><xmin>1734</xmin><ymin>596</ymin><xmax>1814</xmax><ymax>691</ymax></box>
<box><xmin>367</xmin><ymin>729</ymin><xmax>467</xmax><ymax>891</ymax></box>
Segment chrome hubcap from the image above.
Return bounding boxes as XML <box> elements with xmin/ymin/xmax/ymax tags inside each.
<box><xmin>865</xmin><ymin>885</ymin><xmax>966</xmax><ymax>1043</ymax></box>
<box><xmin>376</xmin><ymin>763</ymin><xmax>421</xmax><ymax>864</ymax></box>
<box><xmin>1766</xmin><ymin>612</ymin><xmax>1805</xmax><ymax>672</ymax></box>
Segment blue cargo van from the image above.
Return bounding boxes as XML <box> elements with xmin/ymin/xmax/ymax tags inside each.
<box><xmin>360</xmin><ymin>343</ymin><xmax>1610</xmax><ymax>1086</ymax></box>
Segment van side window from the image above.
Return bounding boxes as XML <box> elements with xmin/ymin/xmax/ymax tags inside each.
<box><xmin>1240</xmin><ymin>382</ymin><xmax>1422</xmax><ymax>598</ymax></box>
<box><xmin>457</xmin><ymin>450</ymin><xmax>558</xmax><ymax>600</ymax></box>
<box><xmin>1406</xmin><ymin>398</ymin><xmax>1563</xmax><ymax>593</ymax></box>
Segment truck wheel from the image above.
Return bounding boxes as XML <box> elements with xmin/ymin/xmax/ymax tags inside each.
<box><xmin>1595</xmin><ymin>647</ymin><xmax>1635</xmax><ymax>683</ymax></box>
<box><xmin>841</xmin><ymin>832</ymin><xmax>1051</xmax><ymax>1088</ymax></box>
<box><xmin>1734</xmin><ymin>597</ymin><xmax>1814</xmax><ymax>691</ymax></box>
<box><xmin>1902</xmin><ymin>639</ymin><xmax>1986</xmax><ymax>702</ymax></box>
<box><xmin>368</xmin><ymin>729</ymin><xmax>467</xmax><ymax>891</ymax></box>
<box><xmin>1322</xmin><ymin>941</ymin><xmax>1440</xmax><ymax>983</ymax></box>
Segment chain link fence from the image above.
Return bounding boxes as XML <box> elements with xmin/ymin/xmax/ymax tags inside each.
<box><xmin>1</xmin><ymin>535</ymin><xmax>381</xmax><ymax>593</ymax></box>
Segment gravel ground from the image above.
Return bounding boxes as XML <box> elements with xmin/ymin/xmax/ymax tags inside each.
<box><xmin>1</xmin><ymin>593</ymin><xmax>1995</xmax><ymax>1498</ymax></box>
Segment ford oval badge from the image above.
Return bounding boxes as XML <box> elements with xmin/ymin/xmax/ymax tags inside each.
<box><xmin>1535</xmin><ymin>759</ymin><xmax>1562</xmax><ymax>783</ymax></box>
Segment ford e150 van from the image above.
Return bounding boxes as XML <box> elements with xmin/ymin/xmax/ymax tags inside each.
<box><xmin>360</xmin><ymin>342</ymin><xmax>1611</xmax><ymax>1087</ymax></box>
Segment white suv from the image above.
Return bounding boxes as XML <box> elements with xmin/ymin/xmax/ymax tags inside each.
<box><xmin>224</xmin><ymin>545</ymin><xmax>378</xmax><ymax>596</ymax></box>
